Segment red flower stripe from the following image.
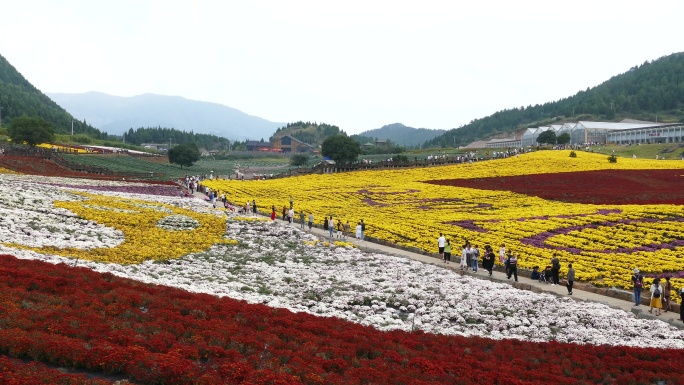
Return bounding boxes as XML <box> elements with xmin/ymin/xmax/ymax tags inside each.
<box><xmin>1</xmin><ymin>254</ymin><xmax>683</xmax><ymax>385</ymax></box>
<box><xmin>0</xmin><ymin>355</ymin><xmax>116</xmax><ymax>385</ymax></box>
<box><xmin>426</xmin><ymin>169</ymin><xmax>684</xmax><ymax>205</ymax></box>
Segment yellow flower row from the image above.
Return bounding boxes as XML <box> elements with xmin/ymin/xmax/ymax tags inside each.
<box><xmin>0</xmin><ymin>167</ymin><xmax>18</xmax><ymax>174</ymax></box>
<box><xmin>5</xmin><ymin>193</ymin><xmax>233</xmax><ymax>264</ymax></box>
<box><xmin>37</xmin><ymin>143</ymin><xmax>88</xmax><ymax>153</ymax></box>
<box><xmin>201</xmin><ymin>151</ymin><xmax>684</xmax><ymax>300</ymax></box>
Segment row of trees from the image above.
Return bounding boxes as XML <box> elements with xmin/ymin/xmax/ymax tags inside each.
<box><xmin>123</xmin><ymin>127</ymin><xmax>230</xmax><ymax>150</ymax></box>
<box><xmin>536</xmin><ymin>131</ymin><xmax>570</xmax><ymax>145</ymax></box>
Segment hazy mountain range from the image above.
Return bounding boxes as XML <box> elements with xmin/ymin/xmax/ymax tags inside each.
<box><xmin>47</xmin><ymin>92</ymin><xmax>285</xmax><ymax>141</ymax></box>
<box><xmin>47</xmin><ymin>91</ymin><xmax>446</xmax><ymax>145</ymax></box>
<box><xmin>357</xmin><ymin>123</ymin><xmax>447</xmax><ymax>147</ymax></box>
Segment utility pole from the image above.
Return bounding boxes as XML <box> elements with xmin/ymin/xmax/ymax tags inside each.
<box><xmin>71</xmin><ymin>119</ymin><xmax>74</xmax><ymax>136</ymax></box>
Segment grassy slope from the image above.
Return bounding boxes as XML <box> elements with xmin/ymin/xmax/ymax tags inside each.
<box><xmin>60</xmin><ymin>154</ymin><xmax>292</xmax><ymax>179</ymax></box>
<box><xmin>585</xmin><ymin>143</ymin><xmax>684</xmax><ymax>160</ymax></box>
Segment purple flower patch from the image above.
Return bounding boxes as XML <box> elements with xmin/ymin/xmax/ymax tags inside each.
<box><xmin>50</xmin><ymin>183</ymin><xmax>182</xmax><ymax>197</ymax></box>
<box><xmin>520</xmin><ymin>217</ymin><xmax>684</xmax><ymax>254</ymax></box>
<box><xmin>443</xmin><ymin>220</ymin><xmax>490</xmax><ymax>233</ymax></box>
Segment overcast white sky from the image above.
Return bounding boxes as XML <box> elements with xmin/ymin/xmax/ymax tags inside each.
<box><xmin>1</xmin><ymin>0</ymin><xmax>682</xmax><ymax>134</ymax></box>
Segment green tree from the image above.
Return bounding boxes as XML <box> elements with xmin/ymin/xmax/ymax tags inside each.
<box><xmin>536</xmin><ymin>130</ymin><xmax>557</xmax><ymax>145</ymax></box>
<box><xmin>557</xmin><ymin>132</ymin><xmax>571</xmax><ymax>145</ymax></box>
<box><xmin>8</xmin><ymin>115</ymin><xmax>54</xmax><ymax>147</ymax></box>
<box><xmin>290</xmin><ymin>153</ymin><xmax>309</xmax><ymax>166</ymax></box>
<box><xmin>168</xmin><ymin>142</ymin><xmax>201</xmax><ymax>168</ymax></box>
<box><xmin>321</xmin><ymin>135</ymin><xmax>361</xmax><ymax>164</ymax></box>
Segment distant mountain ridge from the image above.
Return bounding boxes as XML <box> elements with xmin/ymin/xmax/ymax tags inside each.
<box><xmin>47</xmin><ymin>92</ymin><xmax>285</xmax><ymax>141</ymax></box>
<box><xmin>357</xmin><ymin>123</ymin><xmax>446</xmax><ymax>147</ymax></box>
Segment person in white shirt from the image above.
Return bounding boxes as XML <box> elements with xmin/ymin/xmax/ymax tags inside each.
<box><xmin>437</xmin><ymin>233</ymin><xmax>446</xmax><ymax>260</ymax></box>
<box><xmin>460</xmin><ymin>243</ymin><xmax>470</xmax><ymax>270</ymax></box>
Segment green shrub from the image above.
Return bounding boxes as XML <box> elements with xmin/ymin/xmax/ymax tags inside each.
<box><xmin>608</xmin><ymin>154</ymin><xmax>618</xmax><ymax>163</ymax></box>
<box><xmin>569</xmin><ymin>151</ymin><xmax>577</xmax><ymax>158</ymax></box>
<box><xmin>72</xmin><ymin>134</ymin><xmax>93</xmax><ymax>144</ymax></box>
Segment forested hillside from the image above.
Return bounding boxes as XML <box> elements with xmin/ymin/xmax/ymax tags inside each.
<box><xmin>269</xmin><ymin>121</ymin><xmax>346</xmax><ymax>145</ymax></box>
<box><xmin>425</xmin><ymin>52</ymin><xmax>684</xmax><ymax>148</ymax></box>
<box><xmin>0</xmin><ymin>54</ymin><xmax>109</xmax><ymax>139</ymax></box>
<box><xmin>124</xmin><ymin>127</ymin><xmax>230</xmax><ymax>151</ymax></box>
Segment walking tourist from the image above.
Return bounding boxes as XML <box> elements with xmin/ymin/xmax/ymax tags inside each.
<box><xmin>500</xmin><ymin>244</ymin><xmax>507</xmax><ymax>276</ymax></box>
<box><xmin>360</xmin><ymin>219</ymin><xmax>365</xmax><ymax>240</ymax></box>
<box><xmin>506</xmin><ymin>251</ymin><xmax>518</xmax><ymax>282</ymax></box>
<box><xmin>649</xmin><ymin>278</ymin><xmax>663</xmax><ymax>316</ymax></box>
<box><xmin>680</xmin><ymin>287</ymin><xmax>684</xmax><ymax>322</ymax></box>
<box><xmin>299</xmin><ymin>211</ymin><xmax>305</xmax><ymax>229</ymax></box>
<box><xmin>483</xmin><ymin>245</ymin><xmax>494</xmax><ymax>276</ymax></box>
<box><xmin>566</xmin><ymin>263</ymin><xmax>575</xmax><ymax>295</ymax></box>
<box><xmin>551</xmin><ymin>254</ymin><xmax>561</xmax><ymax>286</ymax></box>
<box><xmin>632</xmin><ymin>268</ymin><xmax>643</xmax><ymax>306</ymax></box>
<box><xmin>443</xmin><ymin>240</ymin><xmax>451</xmax><ymax>264</ymax></box>
<box><xmin>308</xmin><ymin>213</ymin><xmax>314</xmax><ymax>230</ymax></box>
<box><xmin>471</xmin><ymin>244</ymin><xmax>480</xmax><ymax>272</ymax></box>
<box><xmin>328</xmin><ymin>217</ymin><xmax>335</xmax><ymax>238</ymax></box>
<box><xmin>355</xmin><ymin>221</ymin><xmax>362</xmax><ymax>241</ymax></box>
<box><xmin>437</xmin><ymin>233</ymin><xmax>446</xmax><ymax>260</ymax></box>
<box><xmin>460</xmin><ymin>243</ymin><xmax>469</xmax><ymax>271</ymax></box>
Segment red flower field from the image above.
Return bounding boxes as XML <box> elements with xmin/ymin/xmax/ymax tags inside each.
<box><xmin>2</xmin><ymin>254</ymin><xmax>683</xmax><ymax>385</ymax></box>
<box><xmin>426</xmin><ymin>169</ymin><xmax>684</xmax><ymax>205</ymax></box>
<box><xmin>0</xmin><ymin>156</ymin><xmax>175</xmax><ymax>184</ymax></box>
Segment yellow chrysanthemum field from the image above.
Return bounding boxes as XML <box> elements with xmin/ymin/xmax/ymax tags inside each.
<box><xmin>203</xmin><ymin>150</ymin><xmax>684</xmax><ymax>297</ymax></box>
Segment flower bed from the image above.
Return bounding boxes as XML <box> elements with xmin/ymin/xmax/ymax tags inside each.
<box><xmin>2</xmin><ymin>254</ymin><xmax>684</xmax><ymax>385</ymax></box>
<box><xmin>201</xmin><ymin>151</ymin><xmax>684</xmax><ymax>300</ymax></box>
<box><xmin>11</xmin><ymin>217</ymin><xmax>684</xmax><ymax>348</ymax></box>
<box><xmin>0</xmin><ymin>155</ymin><xmax>122</xmax><ymax>180</ymax></box>
<box><xmin>0</xmin><ymin>174</ymin><xmax>232</xmax><ymax>264</ymax></box>
<box><xmin>0</xmin><ymin>355</ymin><xmax>118</xmax><ymax>385</ymax></box>
<box><xmin>426</xmin><ymin>168</ymin><xmax>684</xmax><ymax>205</ymax></box>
